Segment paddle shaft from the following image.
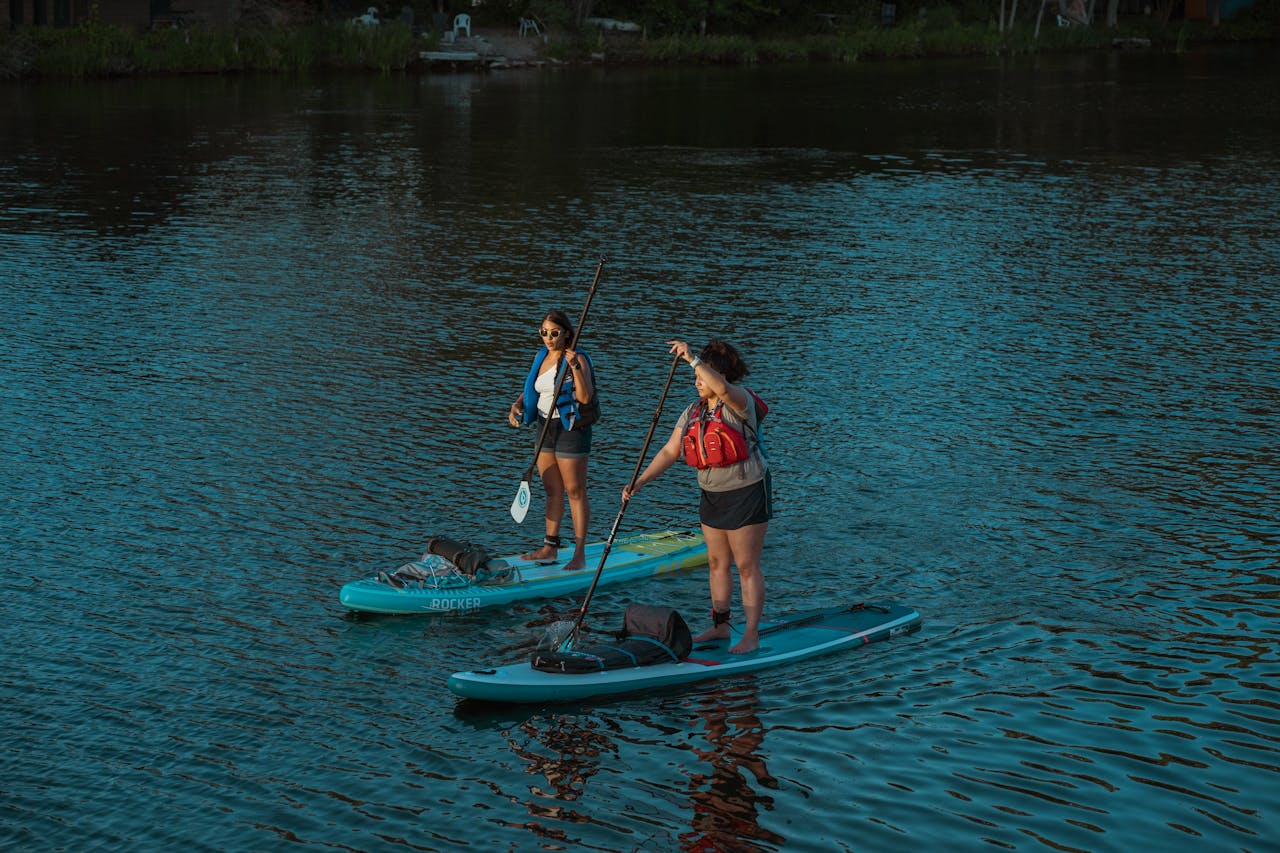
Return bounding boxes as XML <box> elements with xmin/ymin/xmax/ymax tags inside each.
<box><xmin>566</xmin><ymin>353</ymin><xmax>684</xmax><ymax>645</ymax></box>
<box><xmin>519</xmin><ymin>258</ymin><xmax>606</xmax><ymax>484</ymax></box>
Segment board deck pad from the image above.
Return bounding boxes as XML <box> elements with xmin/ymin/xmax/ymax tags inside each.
<box><xmin>339</xmin><ymin>529</ymin><xmax>707</xmax><ymax>614</ymax></box>
<box><xmin>447</xmin><ymin>601</ymin><xmax>922</xmax><ymax>703</ymax></box>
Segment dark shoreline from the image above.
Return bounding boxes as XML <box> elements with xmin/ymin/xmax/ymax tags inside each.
<box><xmin>2</xmin><ymin>15</ymin><xmax>1276</xmax><ymax>81</ymax></box>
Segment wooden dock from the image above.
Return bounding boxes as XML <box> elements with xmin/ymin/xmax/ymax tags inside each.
<box><xmin>420</xmin><ymin>50</ymin><xmax>493</xmax><ymax>68</ymax></box>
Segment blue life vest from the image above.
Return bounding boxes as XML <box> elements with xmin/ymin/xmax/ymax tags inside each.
<box><xmin>520</xmin><ymin>347</ymin><xmax>594</xmax><ymax>430</ymax></box>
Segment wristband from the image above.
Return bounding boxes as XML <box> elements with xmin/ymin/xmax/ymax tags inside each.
<box><xmin>689</xmin><ymin>357</ymin><xmax>702</xmax><ymax>370</ymax></box>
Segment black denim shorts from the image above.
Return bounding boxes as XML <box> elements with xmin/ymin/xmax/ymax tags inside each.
<box><xmin>535</xmin><ymin>416</ymin><xmax>592</xmax><ymax>459</ymax></box>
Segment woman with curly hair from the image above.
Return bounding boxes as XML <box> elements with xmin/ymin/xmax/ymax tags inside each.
<box><xmin>624</xmin><ymin>338</ymin><xmax>771</xmax><ymax>654</ymax></box>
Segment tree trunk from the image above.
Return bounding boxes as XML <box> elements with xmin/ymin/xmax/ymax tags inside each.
<box><xmin>1106</xmin><ymin>0</ymin><xmax>1119</xmax><ymax>26</ymax></box>
<box><xmin>1035</xmin><ymin>0</ymin><xmax>1048</xmax><ymax>36</ymax></box>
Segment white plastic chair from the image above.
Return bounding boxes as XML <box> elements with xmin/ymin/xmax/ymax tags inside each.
<box><xmin>452</xmin><ymin>13</ymin><xmax>471</xmax><ymax>38</ymax></box>
<box><xmin>519</xmin><ymin>16</ymin><xmax>540</xmax><ymax>37</ymax></box>
<box><xmin>1058</xmin><ymin>0</ymin><xmax>1089</xmax><ymax>25</ymax></box>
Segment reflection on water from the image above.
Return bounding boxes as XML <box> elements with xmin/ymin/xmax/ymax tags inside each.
<box><xmin>483</xmin><ymin>682</ymin><xmax>785</xmax><ymax>852</ymax></box>
<box><xmin>3</xmin><ymin>45</ymin><xmax>1279</xmax><ymax>852</ymax></box>
<box><xmin>515</xmin><ymin>714</ymin><xmax>615</xmax><ymax>803</ymax></box>
<box><xmin>680</xmin><ymin>686</ymin><xmax>782</xmax><ymax>853</ymax></box>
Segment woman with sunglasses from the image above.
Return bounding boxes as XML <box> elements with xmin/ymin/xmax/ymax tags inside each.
<box><xmin>507</xmin><ymin>310</ymin><xmax>598</xmax><ymax>572</ymax></box>
<box><xmin>622</xmin><ymin>339</ymin><xmax>771</xmax><ymax>654</ymax></box>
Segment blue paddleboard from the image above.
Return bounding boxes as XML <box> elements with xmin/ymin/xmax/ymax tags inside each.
<box><xmin>340</xmin><ymin>529</ymin><xmax>707</xmax><ymax>614</ymax></box>
<box><xmin>447</xmin><ymin>601</ymin><xmax>922</xmax><ymax>703</ymax></box>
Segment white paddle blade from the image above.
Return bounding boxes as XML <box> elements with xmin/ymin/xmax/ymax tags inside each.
<box><xmin>510</xmin><ymin>480</ymin><xmax>532</xmax><ymax>523</ymax></box>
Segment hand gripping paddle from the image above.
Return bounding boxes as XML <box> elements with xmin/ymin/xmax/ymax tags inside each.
<box><xmin>554</xmin><ymin>353</ymin><xmax>683</xmax><ymax>651</ymax></box>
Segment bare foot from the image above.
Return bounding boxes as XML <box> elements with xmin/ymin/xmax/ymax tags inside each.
<box><xmin>692</xmin><ymin>624</ymin><xmax>731</xmax><ymax>643</ymax></box>
<box><xmin>729</xmin><ymin>632</ymin><xmax>759</xmax><ymax>655</ymax></box>
<box><xmin>522</xmin><ymin>544</ymin><xmax>558</xmax><ymax>563</ymax></box>
<box><xmin>561</xmin><ymin>555</ymin><xmax>586</xmax><ymax>572</ymax></box>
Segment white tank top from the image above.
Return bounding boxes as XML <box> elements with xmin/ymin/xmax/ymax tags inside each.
<box><xmin>534</xmin><ymin>362</ymin><xmax>558</xmax><ymax>417</ymax></box>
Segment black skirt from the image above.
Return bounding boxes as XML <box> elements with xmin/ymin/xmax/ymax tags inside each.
<box><xmin>698</xmin><ymin>474</ymin><xmax>772</xmax><ymax>530</ymax></box>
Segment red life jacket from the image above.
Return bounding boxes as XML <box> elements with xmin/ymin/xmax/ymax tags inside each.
<box><xmin>681</xmin><ymin>391</ymin><xmax>768</xmax><ymax>470</ymax></box>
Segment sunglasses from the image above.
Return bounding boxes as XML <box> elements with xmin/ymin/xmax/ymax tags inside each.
<box><xmin>539</xmin><ymin>328</ymin><xmax>565</xmax><ymax>340</ymax></box>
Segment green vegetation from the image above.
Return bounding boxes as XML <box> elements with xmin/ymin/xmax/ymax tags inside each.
<box><xmin>543</xmin><ymin>9</ymin><xmax>1274</xmax><ymax>64</ymax></box>
<box><xmin>0</xmin><ymin>1</ymin><xmax>1275</xmax><ymax>80</ymax></box>
<box><xmin>1</xmin><ymin>20</ymin><xmax>424</xmax><ymax>79</ymax></box>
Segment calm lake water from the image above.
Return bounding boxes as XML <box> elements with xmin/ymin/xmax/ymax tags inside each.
<box><xmin>3</xmin><ymin>45</ymin><xmax>1279</xmax><ymax>851</ymax></box>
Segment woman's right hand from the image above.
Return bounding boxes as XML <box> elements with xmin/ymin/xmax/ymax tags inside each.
<box><xmin>508</xmin><ymin>402</ymin><xmax>523</xmax><ymax>427</ymax></box>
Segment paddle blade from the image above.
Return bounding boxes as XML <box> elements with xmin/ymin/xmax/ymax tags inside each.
<box><xmin>556</xmin><ymin>626</ymin><xmax>581</xmax><ymax>653</ymax></box>
<box><xmin>537</xmin><ymin>620</ymin><xmax>575</xmax><ymax>652</ymax></box>
<box><xmin>510</xmin><ymin>480</ymin><xmax>532</xmax><ymax>522</ymax></box>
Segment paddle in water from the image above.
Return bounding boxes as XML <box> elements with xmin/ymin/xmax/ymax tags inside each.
<box><xmin>510</xmin><ymin>258</ymin><xmax>605</xmax><ymax>523</ymax></box>
<box><xmin>550</xmin><ymin>353</ymin><xmax>684</xmax><ymax>652</ymax></box>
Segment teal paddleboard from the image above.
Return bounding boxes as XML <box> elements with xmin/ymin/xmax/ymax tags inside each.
<box><xmin>447</xmin><ymin>601</ymin><xmax>922</xmax><ymax>703</ymax></box>
<box><xmin>339</xmin><ymin>529</ymin><xmax>707</xmax><ymax>615</ymax></box>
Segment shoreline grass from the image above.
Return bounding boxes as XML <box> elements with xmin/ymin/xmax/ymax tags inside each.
<box><xmin>1</xmin><ymin>20</ymin><xmax>425</xmax><ymax>79</ymax></box>
<box><xmin>1</xmin><ymin>15</ymin><xmax>1274</xmax><ymax>80</ymax></box>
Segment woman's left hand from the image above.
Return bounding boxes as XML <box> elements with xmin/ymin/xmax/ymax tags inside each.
<box><xmin>667</xmin><ymin>340</ymin><xmax>692</xmax><ymax>363</ymax></box>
